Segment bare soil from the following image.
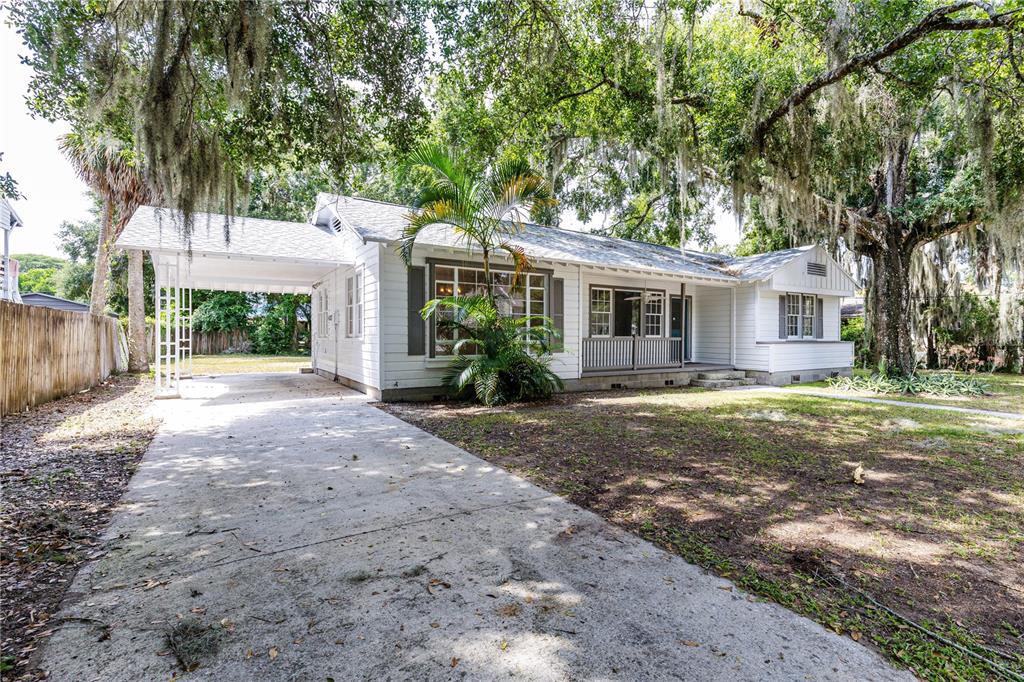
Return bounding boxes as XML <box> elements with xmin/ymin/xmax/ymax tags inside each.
<box><xmin>380</xmin><ymin>388</ymin><xmax>1024</xmax><ymax>680</ymax></box>
<box><xmin>0</xmin><ymin>374</ymin><xmax>158</xmax><ymax>680</ymax></box>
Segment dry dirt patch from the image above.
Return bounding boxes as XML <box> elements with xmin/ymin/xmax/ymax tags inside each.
<box><xmin>1</xmin><ymin>374</ymin><xmax>159</xmax><ymax>680</ymax></box>
<box><xmin>380</xmin><ymin>388</ymin><xmax>1024</xmax><ymax>680</ymax></box>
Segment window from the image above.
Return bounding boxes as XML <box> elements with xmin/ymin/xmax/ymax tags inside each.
<box><xmin>316</xmin><ymin>289</ymin><xmax>330</xmax><ymax>337</ymax></box>
<box><xmin>589</xmin><ymin>288</ymin><xmax>612</xmax><ymax>336</ymax></box>
<box><xmin>346</xmin><ymin>271</ymin><xmax>363</xmax><ymax>337</ymax></box>
<box><xmin>802</xmin><ymin>295</ymin><xmax>816</xmax><ymax>337</ymax></box>
<box><xmin>786</xmin><ymin>294</ymin><xmax>801</xmax><ymax>337</ymax></box>
<box><xmin>786</xmin><ymin>292</ymin><xmax>819</xmax><ymax>338</ymax></box>
<box><xmin>644</xmin><ymin>296</ymin><xmax>663</xmax><ymax>337</ymax></box>
<box><xmin>433</xmin><ymin>264</ymin><xmax>545</xmax><ymax>355</ymax></box>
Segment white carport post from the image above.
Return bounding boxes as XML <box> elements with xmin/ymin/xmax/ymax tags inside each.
<box><xmin>154</xmin><ymin>253</ymin><xmax>192</xmax><ymax>398</ymax></box>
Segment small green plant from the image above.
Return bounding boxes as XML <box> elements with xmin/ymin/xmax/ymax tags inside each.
<box><xmin>424</xmin><ymin>295</ymin><xmax>563</xmax><ymax>406</ymax></box>
<box><xmin>827</xmin><ymin>372</ymin><xmax>988</xmax><ymax>397</ymax></box>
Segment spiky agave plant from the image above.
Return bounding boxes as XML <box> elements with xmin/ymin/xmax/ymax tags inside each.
<box><xmin>422</xmin><ymin>295</ymin><xmax>562</xmax><ymax>406</ymax></box>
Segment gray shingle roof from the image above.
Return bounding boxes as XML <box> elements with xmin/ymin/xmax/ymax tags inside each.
<box><xmin>117</xmin><ymin>206</ymin><xmax>343</xmax><ymax>262</ymax></box>
<box><xmin>318</xmin><ymin>194</ymin><xmax>749</xmax><ymax>281</ymax></box>
<box><xmin>723</xmin><ymin>246</ymin><xmax>815</xmax><ymax>280</ymax></box>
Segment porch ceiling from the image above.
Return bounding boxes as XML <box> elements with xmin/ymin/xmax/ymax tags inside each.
<box><xmin>150</xmin><ymin>252</ymin><xmax>338</xmax><ymax>294</ymax></box>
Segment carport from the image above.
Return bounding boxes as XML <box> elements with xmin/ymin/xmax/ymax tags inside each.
<box><xmin>116</xmin><ymin>206</ymin><xmax>347</xmax><ymax>397</ymax></box>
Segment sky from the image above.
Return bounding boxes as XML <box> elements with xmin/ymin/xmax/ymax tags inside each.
<box><xmin>0</xmin><ymin>14</ymin><xmax>741</xmax><ymax>260</ymax></box>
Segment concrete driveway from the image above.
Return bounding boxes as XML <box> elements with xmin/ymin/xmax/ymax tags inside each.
<box><xmin>40</xmin><ymin>373</ymin><xmax>911</xmax><ymax>681</ymax></box>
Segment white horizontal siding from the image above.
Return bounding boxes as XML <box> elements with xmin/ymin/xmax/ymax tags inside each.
<box><xmin>757</xmin><ymin>289</ymin><xmax>841</xmax><ymax>343</ymax></box>
<box><xmin>691</xmin><ymin>284</ymin><xmax>731</xmax><ymax>365</ymax></box>
<box><xmin>311</xmin><ymin>232</ymin><xmax>380</xmax><ymax>390</ymax></box>
<box><xmin>768</xmin><ymin>342</ymin><xmax>854</xmax><ymax>372</ymax></box>
<box><xmin>379</xmin><ymin>244</ymin><xmax>582</xmax><ymax>390</ymax></box>
<box><xmin>733</xmin><ymin>284</ymin><xmax>769</xmax><ymax>371</ymax></box>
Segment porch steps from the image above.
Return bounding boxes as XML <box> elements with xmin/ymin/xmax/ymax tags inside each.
<box><xmin>692</xmin><ymin>371</ymin><xmax>757</xmax><ymax>389</ymax></box>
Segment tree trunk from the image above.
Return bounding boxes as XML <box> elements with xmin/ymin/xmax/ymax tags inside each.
<box><xmin>867</xmin><ymin>239</ymin><xmax>916</xmax><ymax>375</ymax></box>
<box><xmin>89</xmin><ymin>196</ymin><xmax>114</xmax><ymax>315</ymax></box>
<box><xmin>127</xmin><ymin>249</ymin><xmax>149</xmax><ymax>372</ymax></box>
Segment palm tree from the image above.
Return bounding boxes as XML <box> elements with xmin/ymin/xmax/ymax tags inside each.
<box><xmin>60</xmin><ymin>131</ymin><xmax>151</xmax><ymax>370</ymax></box>
<box><xmin>400</xmin><ymin>144</ymin><xmax>556</xmax><ymax>300</ymax></box>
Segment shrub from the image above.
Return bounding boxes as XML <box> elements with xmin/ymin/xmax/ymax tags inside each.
<box><xmin>826</xmin><ymin>372</ymin><xmax>988</xmax><ymax>397</ymax></box>
<box><xmin>424</xmin><ymin>295</ymin><xmax>563</xmax><ymax>406</ymax></box>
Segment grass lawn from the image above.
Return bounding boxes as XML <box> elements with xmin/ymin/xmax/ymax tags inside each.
<box><xmin>189</xmin><ymin>353</ymin><xmax>310</xmax><ymax>375</ymax></box>
<box><xmin>786</xmin><ymin>369</ymin><xmax>1024</xmax><ymax>415</ymax></box>
<box><xmin>381</xmin><ymin>388</ymin><xmax>1024</xmax><ymax>680</ymax></box>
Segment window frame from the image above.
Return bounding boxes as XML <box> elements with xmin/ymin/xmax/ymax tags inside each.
<box><xmin>589</xmin><ymin>287</ymin><xmax>612</xmax><ymax>338</ymax></box>
<box><xmin>644</xmin><ymin>295</ymin><xmax>664</xmax><ymax>337</ymax></box>
<box><xmin>316</xmin><ymin>288</ymin><xmax>330</xmax><ymax>338</ymax></box>
<box><xmin>428</xmin><ymin>260</ymin><xmax>551</xmax><ymax>357</ymax></box>
<box><xmin>786</xmin><ymin>292</ymin><xmax>820</xmax><ymax>339</ymax></box>
<box><xmin>345</xmin><ymin>269</ymin><xmax>363</xmax><ymax>338</ymax></box>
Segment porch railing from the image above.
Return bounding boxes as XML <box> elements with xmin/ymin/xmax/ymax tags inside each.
<box><xmin>582</xmin><ymin>336</ymin><xmax>684</xmax><ymax>373</ymax></box>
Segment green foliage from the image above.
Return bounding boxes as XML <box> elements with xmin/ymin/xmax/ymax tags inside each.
<box><xmin>8</xmin><ymin>0</ymin><xmax>432</xmax><ymax>237</ymax></box>
<box><xmin>18</xmin><ymin>267</ymin><xmax>57</xmax><ymax>295</ymax></box>
<box><xmin>250</xmin><ymin>294</ymin><xmax>310</xmax><ymax>355</ymax></box>
<box><xmin>827</xmin><ymin>372</ymin><xmax>988</xmax><ymax>397</ymax></box>
<box><xmin>0</xmin><ymin>152</ymin><xmax>23</xmax><ymax>200</ymax></box>
<box><xmin>400</xmin><ymin>144</ymin><xmax>556</xmax><ymax>284</ymax></box>
<box><xmin>422</xmin><ymin>295</ymin><xmax>562</xmax><ymax>406</ymax></box>
<box><xmin>13</xmin><ymin>253</ymin><xmax>66</xmax><ymax>295</ymax></box>
<box><xmin>192</xmin><ymin>292</ymin><xmax>252</xmax><ymax>334</ymax></box>
<box><xmin>840</xmin><ymin>316</ymin><xmax>872</xmax><ymax>369</ymax></box>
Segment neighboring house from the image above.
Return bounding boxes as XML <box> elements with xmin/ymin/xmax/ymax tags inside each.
<box><xmin>1</xmin><ymin>198</ymin><xmax>23</xmax><ymax>303</ymax></box>
<box><xmin>841</xmin><ymin>297</ymin><xmax>865</xmax><ymax>320</ymax></box>
<box><xmin>20</xmin><ymin>292</ymin><xmax>92</xmax><ymax>314</ymax></box>
<box><xmin>117</xmin><ymin>195</ymin><xmax>856</xmax><ymax>399</ymax></box>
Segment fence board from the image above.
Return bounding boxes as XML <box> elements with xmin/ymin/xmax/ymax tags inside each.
<box><xmin>0</xmin><ymin>301</ymin><xmax>127</xmax><ymax>416</ymax></box>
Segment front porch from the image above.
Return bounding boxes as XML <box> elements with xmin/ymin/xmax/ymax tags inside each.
<box><xmin>564</xmin><ymin>363</ymin><xmax>741</xmax><ymax>393</ymax></box>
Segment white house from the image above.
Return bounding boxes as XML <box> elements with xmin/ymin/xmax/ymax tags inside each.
<box><xmin>1</xmin><ymin>197</ymin><xmax>23</xmax><ymax>303</ymax></box>
<box><xmin>117</xmin><ymin>195</ymin><xmax>857</xmax><ymax>399</ymax></box>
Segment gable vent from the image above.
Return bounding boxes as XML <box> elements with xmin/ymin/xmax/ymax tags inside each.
<box><xmin>330</xmin><ymin>216</ymin><xmax>344</xmax><ymax>234</ymax></box>
<box><xmin>807</xmin><ymin>262</ymin><xmax>827</xmax><ymax>277</ymax></box>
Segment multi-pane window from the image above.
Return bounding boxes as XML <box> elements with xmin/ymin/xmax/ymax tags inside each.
<box><xmin>802</xmin><ymin>295</ymin><xmax>816</xmax><ymax>337</ymax></box>
<box><xmin>786</xmin><ymin>294</ymin><xmax>802</xmax><ymax>337</ymax></box>
<box><xmin>787</xmin><ymin>292</ymin><xmax>818</xmax><ymax>338</ymax></box>
<box><xmin>316</xmin><ymin>289</ymin><xmax>330</xmax><ymax>337</ymax></box>
<box><xmin>644</xmin><ymin>296</ymin><xmax>663</xmax><ymax>337</ymax></box>
<box><xmin>433</xmin><ymin>265</ymin><xmax>545</xmax><ymax>355</ymax></box>
<box><xmin>346</xmin><ymin>271</ymin><xmax>363</xmax><ymax>337</ymax></box>
<box><xmin>589</xmin><ymin>288</ymin><xmax>612</xmax><ymax>337</ymax></box>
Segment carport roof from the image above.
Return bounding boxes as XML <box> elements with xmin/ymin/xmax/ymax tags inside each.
<box><xmin>117</xmin><ymin>206</ymin><xmax>344</xmax><ymax>263</ymax></box>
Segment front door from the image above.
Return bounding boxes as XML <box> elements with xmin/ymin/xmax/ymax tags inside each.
<box><xmin>613</xmin><ymin>289</ymin><xmax>641</xmax><ymax>336</ymax></box>
<box><xmin>670</xmin><ymin>296</ymin><xmax>692</xmax><ymax>361</ymax></box>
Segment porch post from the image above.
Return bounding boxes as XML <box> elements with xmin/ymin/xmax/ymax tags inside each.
<box><xmin>730</xmin><ymin>287</ymin><xmax>736</xmax><ymax>367</ymax></box>
<box><xmin>154</xmin><ymin>259</ymin><xmax>161</xmax><ymax>392</ymax></box>
<box><xmin>680</xmin><ymin>282</ymin><xmax>686</xmax><ymax>367</ymax></box>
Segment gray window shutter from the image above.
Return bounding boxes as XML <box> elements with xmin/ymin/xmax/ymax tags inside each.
<box><xmin>551</xmin><ymin>277</ymin><xmax>565</xmax><ymax>352</ymax></box>
<box><xmin>778</xmin><ymin>295</ymin><xmax>787</xmax><ymax>339</ymax></box>
<box><xmin>407</xmin><ymin>266</ymin><xmax>426</xmax><ymax>355</ymax></box>
<box><xmin>815</xmin><ymin>297</ymin><xmax>824</xmax><ymax>339</ymax></box>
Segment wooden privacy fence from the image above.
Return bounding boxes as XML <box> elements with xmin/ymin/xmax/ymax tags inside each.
<box><xmin>145</xmin><ymin>327</ymin><xmax>249</xmax><ymax>356</ymax></box>
<box><xmin>0</xmin><ymin>301</ymin><xmax>127</xmax><ymax>416</ymax></box>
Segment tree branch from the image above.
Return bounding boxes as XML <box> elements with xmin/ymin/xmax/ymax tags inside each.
<box><xmin>752</xmin><ymin>2</ymin><xmax>1021</xmax><ymax>150</ymax></box>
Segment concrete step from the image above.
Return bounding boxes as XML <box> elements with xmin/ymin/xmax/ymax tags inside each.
<box><xmin>692</xmin><ymin>379</ymin><xmax>738</xmax><ymax>388</ymax></box>
<box><xmin>697</xmin><ymin>370</ymin><xmax>747</xmax><ymax>381</ymax></box>
<box><xmin>692</xmin><ymin>377</ymin><xmax>759</xmax><ymax>389</ymax></box>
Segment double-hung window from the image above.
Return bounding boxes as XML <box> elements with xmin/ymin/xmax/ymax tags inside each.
<box><xmin>316</xmin><ymin>289</ymin><xmax>330</xmax><ymax>337</ymax></box>
<box><xmin>644</xmin><ymin>296</ymin><xmax>663</xmax><ymax>337</ymax></box>
<box><xmin>432</xmin><ymin>264</ymin><xmax>546</xmax><ymax>355</ymax></box>
<box><xmin>589</xmin><ymin>288</ymin><xmax>612</xmax><ymax>337</ymax></box>
<box><xmin>786</xmin><ymin>292</ymin><xmax>818</xmax><ymax>338</ymax></box>
<box><xmin>346</xmin><ymin>271</ymin><xmax>363</xmax><ymax>337</ymax></box>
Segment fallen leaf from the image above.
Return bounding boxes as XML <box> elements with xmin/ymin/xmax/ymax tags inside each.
<box><xmin>268</xmin><ymin>647</ymin><xmax>278</xmax><ymax>660</ymax></box>
<box><xmin>500</xmin><ymin>640</ymin><xmax>509</xmax><ymax>651</ymax></box>
<box><xmin>245</xmin><ymin>649</ymin><xmax>255</xmax><ymax>659</ymax></box>
<box><xmin>679</xmin><ymin>640</ymin><xmax>701</xmax><ymax>647</ymax></box>
<box><xmin>852</xmin><ymin>464</ymin><xmax>865</xmax><ymax>485</ymax></box>
<box><xmin>451</xmin><ymin>657</ymin><xmax>460</xmax><ymax>668</ymax></box>
<box><xmin>851</xmin><ymin>631</ymin><xmax>862</xmax><ymax>641</ymax></box>
<box><xmin>430</xmin><ymin>622</ymin><xmax>440</xmax><ymax>628</ymax></box>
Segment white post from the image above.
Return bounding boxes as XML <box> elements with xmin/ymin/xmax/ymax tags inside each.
<box><xmin>154</xmin><ymin>259</ymin><xmax>161</xmax><ymax>391</ymax></box>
